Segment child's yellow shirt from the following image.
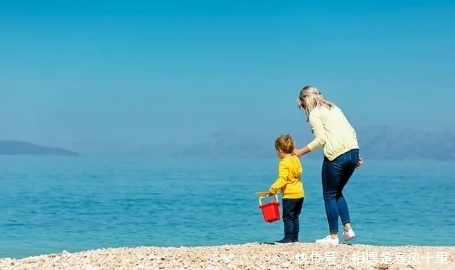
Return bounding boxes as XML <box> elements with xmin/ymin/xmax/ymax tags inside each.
<box><xmin>269</xmin><ymin>155</ymin><xmax>304</xmax><ymax>199</ymax></box>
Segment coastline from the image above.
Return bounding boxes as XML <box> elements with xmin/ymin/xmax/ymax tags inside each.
<box><xmin>1</xmin><ymin>243</ymin><xmax>454</xmax><ymax>270</ymax></box>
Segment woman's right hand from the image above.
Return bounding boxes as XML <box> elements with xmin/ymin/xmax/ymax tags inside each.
<box><xmin>292</xmin><ymin>148</ymin><xmax>303</xmax><ymax>157</ymax></box>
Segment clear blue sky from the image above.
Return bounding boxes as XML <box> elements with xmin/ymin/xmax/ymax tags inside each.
<box><xmin>1</xmin><ymin>0</ymin><xmax>454</xmax><ymax>153</ymax></box>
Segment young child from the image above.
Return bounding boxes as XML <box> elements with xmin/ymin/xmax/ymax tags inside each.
<box><xmin>267</xmin><ymin>134</ymin><xmax>304</xmax><ymax>244</ymax></box>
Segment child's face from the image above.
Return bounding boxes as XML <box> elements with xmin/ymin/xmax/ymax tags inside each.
<box><xmin>276</xmin><ymin>148</ymin><xmax>284</xmax><ymax>159</ymax></box>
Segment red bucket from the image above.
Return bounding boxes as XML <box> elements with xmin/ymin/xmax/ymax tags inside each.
<box><xmin>258</xmin><ymin>195</ymin><xmax>280</xmax><ymax>223</ymax></box>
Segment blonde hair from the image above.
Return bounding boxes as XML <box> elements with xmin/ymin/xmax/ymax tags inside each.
<box><xmin>297</xmin><ymin>86</ymin><xmax>334</xmax><ymax>121</ymax></box>
<box><xmin>275</xmin><ymin>134</ymin><xmax>295</xmax><ymax>154</ymax></box>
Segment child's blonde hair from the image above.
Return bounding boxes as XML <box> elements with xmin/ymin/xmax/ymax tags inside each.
<box><xmin>275</xmin><ymin>134</ymin><xmax>295</xmax><ymax>154</ymax></box>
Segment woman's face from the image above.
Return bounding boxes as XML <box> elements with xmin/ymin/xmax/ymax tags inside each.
<box><xmin>297</xmin><ymin>97</ymin><xmax>306</xmax><ymax>110</ymax></box>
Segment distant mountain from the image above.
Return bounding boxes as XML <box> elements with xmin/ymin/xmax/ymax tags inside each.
<box><xmin>171</xmin><ymin>129</ymin><xmax>275</xmax><ymax>159</ymax></box>
<box><xmin>356</xmin><ymin>126</ymin><xmax>455</xmax><ymax>161</ymax></box>
<box><xmin>170</xmin><ymin>127</ymin><xmax>455</xmax><ymax>161</ymax></box>
<box><xmin>0</xmin><ymin>141</ymin><xmax>79</xmax><ymax>156</ymax></box>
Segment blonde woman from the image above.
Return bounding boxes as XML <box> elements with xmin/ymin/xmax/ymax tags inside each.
<box><xmin>293</xmin><ymin>86</ymin><xmax>363</xmax><ymax>245</ymax></box>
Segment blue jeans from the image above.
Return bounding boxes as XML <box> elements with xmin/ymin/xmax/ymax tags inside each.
<box><xmin>322</xmin><ymin>149</ymin><xmax>359</xmax><ymax>233</ymax></box>
<box><xmin>282</xmin><ymin>198</ymin><xmax>304</xmax><ymax>241</ymax></box>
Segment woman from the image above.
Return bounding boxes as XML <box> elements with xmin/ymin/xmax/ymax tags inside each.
<box><xmin>293</xmin><ymin>86</ymin><xmax>363</xmax><ymax>245</ymax></box>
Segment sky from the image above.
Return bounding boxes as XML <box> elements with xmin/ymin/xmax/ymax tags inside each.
<box><xmin>1</xmin><ymin>0</ymin><xmax>454</xmax><ymax>154</ymax></box>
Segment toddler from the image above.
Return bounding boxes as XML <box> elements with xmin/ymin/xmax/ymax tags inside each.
<box><xmin>267</xmin><ymin>134</ymin><xmax>304</xmax><ymax>244</ymax></box>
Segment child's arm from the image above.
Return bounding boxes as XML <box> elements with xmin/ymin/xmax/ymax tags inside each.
<box><xmin>268</xmin><ymin>161</ymin><xmax>289</xmax><ymax>195</ymax></box>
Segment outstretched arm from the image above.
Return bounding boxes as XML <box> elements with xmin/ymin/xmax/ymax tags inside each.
<box><xmin>294</xmin><ymin>113</ymin><xmax>326</xmax><ymax>157</ymax></box>
<box><xmin>268</xmin><ymin>162</ymin><xmax>289</xmax><ymax>195</ymax></box>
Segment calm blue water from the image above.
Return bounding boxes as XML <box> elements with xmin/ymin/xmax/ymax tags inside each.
<box><xmin>0</xmin><ymin>156</ymin><xmax>454</xmax><ymax>259</ymax></box>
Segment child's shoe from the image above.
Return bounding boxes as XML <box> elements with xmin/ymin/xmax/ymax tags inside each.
<box><xmin>274</xmin><ymin>238</ymin><xmax>293</xmax><ymax>244</ymax></box>
<box><xmin>292</xmin><ymin>230</ymin><xmax>299</xmax><ymax>243</ymax></box>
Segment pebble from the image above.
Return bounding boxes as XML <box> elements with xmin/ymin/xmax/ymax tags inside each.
<box><xmin>0</xmin><ymin>243</ymin><xmax>454</xmax><ymax>269</ymax></box>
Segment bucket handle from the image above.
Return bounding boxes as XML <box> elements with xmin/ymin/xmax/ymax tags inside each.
<box><xmin>259</xmin><ymin>194</ymin><xmax>279</xmax><ymax>206</ymax></box>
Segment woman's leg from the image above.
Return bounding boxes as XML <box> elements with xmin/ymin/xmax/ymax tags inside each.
<box><xmin>336</xmin><ymin>149</ymin><xmax>359</xmax><ymax>240</ymax></box>
<box><xmin>336</xmin><ymin>164</ymin><xmax>355</xmax><ymax>228</ymax></box>
<box><xmin>318</xmin><ymin>158</ymin><xmax>343</xmax><ymax>244</ymax></box>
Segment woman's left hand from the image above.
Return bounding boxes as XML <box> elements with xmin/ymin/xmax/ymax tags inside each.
<box><xmin>356</xmin><ymin>157</ymin><xmax>363</xmax><ymax>168</ymax></box>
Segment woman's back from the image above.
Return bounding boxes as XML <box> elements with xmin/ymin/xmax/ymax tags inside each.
<box><xmin>309</xmin><ymin>105</ymin><xmax>359</xmax><ymax>161</ymax></box>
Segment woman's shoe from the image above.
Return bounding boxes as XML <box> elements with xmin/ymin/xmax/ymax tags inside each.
<box><xmin>315</xmin><ymin>235</ymin><xmax>339</xmax><ymax>245</ymax></box>
<box><xmin>342</xmin><ymin>229</ymin><xmax>355</xmax><ymax>241</ymax></box>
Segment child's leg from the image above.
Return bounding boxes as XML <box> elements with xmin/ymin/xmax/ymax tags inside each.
<box><xmin>276</xmin><ymin>199</ymin><xmax>294</xmax><ymax>244</ymax></box>
<box><xmin>292</xmin><ymin>197</ymin><xmax>304</xmax><ymax>242</ymax></box>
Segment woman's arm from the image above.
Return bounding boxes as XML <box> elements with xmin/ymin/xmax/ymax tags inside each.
<box><xmin>294</xmin><ymin>112</ymin><xmax>326</xmax><ymax>157</ymax></box>
<box><xmin>293</xmin><ymin>145</ymin><xmax>311</xmax><ymax>157</ymax></box>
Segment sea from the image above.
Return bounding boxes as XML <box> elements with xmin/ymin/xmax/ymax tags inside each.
<box><xmin>0</xmin><ymin>156</ymin><xmax>454</xmax><ymax>259</ymax></box>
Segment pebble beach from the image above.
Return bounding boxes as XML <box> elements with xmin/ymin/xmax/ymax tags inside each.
<box><xmin>1</xmin><ymin>243</ymin><xmax>454</xmax><ymax>270</ymax></box>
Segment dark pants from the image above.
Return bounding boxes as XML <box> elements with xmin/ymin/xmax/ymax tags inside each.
<box><xmin>282</xmin><ymin>197</ymin><xmax>304</xmax><ymax>241</ymax></box>
<box><xmin>322</xmin><ymin>148</ymin><xmax>359</xmax><ymax>233</ymax></box>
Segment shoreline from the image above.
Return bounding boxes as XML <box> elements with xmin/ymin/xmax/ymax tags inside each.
<box><xmin>1</xmin><ymin>243</ymin><xmax>454</xmax><ymax>270</ymax></box>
